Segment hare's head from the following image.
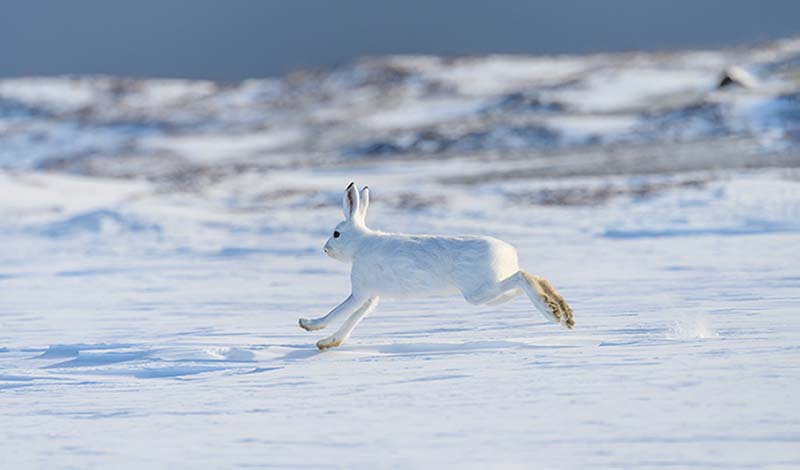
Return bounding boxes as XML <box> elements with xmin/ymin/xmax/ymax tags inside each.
<box><xmin>324</xmin><ymin>182</ymin><xmax>370</xmax><ymax>262</ymax></box>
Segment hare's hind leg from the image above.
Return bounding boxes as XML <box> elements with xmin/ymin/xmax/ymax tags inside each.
<box><xmin>462</xmin><ymin>275</ymin><xmax>522</xmax><ymax>306</ymax></box>
<box><xmin>299</xmin><ymin>294</ymin><xmax>365</xmax><ymax>332</ymax></box>
<box><xmin>518</xmin><ymin>271</ymin><xmax>574</xmax><ymax>329</ymax></box>
<box><xmin>464</xmin><ymin>271</ymin><xmax>574</xmax><ymax>329</ymax></box>
<box><xmin>317</xmin><ymin>297</ymin><xmax>380</xmax><ymax>350</ymax></box>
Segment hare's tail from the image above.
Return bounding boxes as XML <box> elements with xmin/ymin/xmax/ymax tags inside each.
<box><xmin>518</xmin><ymin>271</ymin><xmax>575</xmax><ymax>329</ymax></box>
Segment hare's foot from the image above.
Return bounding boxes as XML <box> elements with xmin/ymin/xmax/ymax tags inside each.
<box><xmin>533</xmin><ymin>275</ymin><xmax>575</xmax><ymax>329</ymax></box>
<box><xmin>298</xmin><ymin>318</ymin><xmax>325</xmax><ymax>331</ymax></box>
<box><xmin>316</xmin><ymin>336</ymin><xmax>343</xmax><ymax>350</ymax></box>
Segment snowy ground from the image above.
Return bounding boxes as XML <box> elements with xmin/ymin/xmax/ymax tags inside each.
<box><xmin>2</xmin><ymin>39</ymin><xmax>800</xmax><ymax>469</ymax></box>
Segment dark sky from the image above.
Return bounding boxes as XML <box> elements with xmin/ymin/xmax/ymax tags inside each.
<box><xmin>1</xmin><ymin>0</ymin><xmax>798</xmax><ymax>81</ymax></box>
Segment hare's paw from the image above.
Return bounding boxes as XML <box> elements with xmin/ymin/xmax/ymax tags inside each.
<box><xmin>532</xmin><ymin>275</ymin><xmax>576</xmax><ymax>329</ymax></box>
<box><xmin>543</xmin><ymin>295</ymin><xmax>562</xmax><ymax>324</ymax></box>
<box><xmin>316</xmin><ymin>336</ymin><xmax>343</xmax><ymax>350</ymax></box>
<box><xmin>298</xmin><ymin>318</ymin><xmax>325</xmax><ymax>332</ymax></box>
<box><xmin>533</xmin><ymin>276</ymin><xmax>575</xmax><ymax>330</ymax></box>
<box><xmin>560</xmin><ymin>302</ymin><xmax>575</xmax><ymax>329</ymax></box>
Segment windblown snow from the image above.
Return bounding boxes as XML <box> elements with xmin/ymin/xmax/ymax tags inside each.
<box><xmin>1</xmin><ymin>39</ymin><xmax>800</xmax><ymax>469</ymax></box>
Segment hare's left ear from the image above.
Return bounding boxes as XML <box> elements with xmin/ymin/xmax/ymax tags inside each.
<box><xmin>357</xmin><ymin>186</ymin><xmax>369</xmax><ymax>221</ymax></box>
<box><xmin>342</xmin><ymin>182</ymin><xmax>360</xmax><ymax>221</ymax></box>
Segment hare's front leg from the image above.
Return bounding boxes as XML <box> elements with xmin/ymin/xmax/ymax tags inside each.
<box><xmin>317</xmin><ymin>296</ymin><xmax>380</xmax><ymax>350</ymax></box>
<box><xmin>298</xmin><ymin>294</ymin><xmax>366</xmax><ymax>332</ymax></box>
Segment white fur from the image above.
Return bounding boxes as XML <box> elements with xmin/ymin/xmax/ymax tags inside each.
<box><xmin>299</xmin><ymin>183</ymin><xmax>572</xmax><ymax>349</ymax></box>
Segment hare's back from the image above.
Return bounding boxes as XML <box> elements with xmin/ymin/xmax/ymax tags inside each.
<box><xmin>351</xmin><ymin>234</ymin><xmax>517</xmax><ymax>297</ymax></box>
<box><xmin>386</xmin><ymin>234</ymin><xmax>519</xmax><ymax>293</ymax></box>
<box><xmin>350</xmin><ymin>234</ymin><xmax>455</xmax><ymax>296</ymax></box>
<box><xmin>448</xmin><ymin>236</ymin><xmax>520</xmax><ymax>290</ymax></box>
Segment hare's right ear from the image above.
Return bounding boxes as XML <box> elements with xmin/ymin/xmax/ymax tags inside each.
<box><xmin>342</xmin><ymin>182</ymin><xmax>360</xmax><ymax>221</ymax></box>
<box><xmin>358</xmin><ymin>186</ymin><xmax>369</xmax><ymax>221</ymax></box>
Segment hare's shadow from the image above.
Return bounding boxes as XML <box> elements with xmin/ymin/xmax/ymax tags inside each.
<box><xmin>274</xmin><ymin>339</ymin><xmax>575</xmax><ymax>362</ymax></box>
<box><xmin>276</xmin><ymin>347</ymin><xmax>326</xmax><ymax>362</ymax></box>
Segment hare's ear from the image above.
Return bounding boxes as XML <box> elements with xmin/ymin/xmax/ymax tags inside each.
<box><xmin>358</xmin><ymin>186</ymin><xmax>369</xmax><ymax>221</ymax></box>
<box><xmin>342</xmin><ymin>182</ymin><xmax>360</xmax><ymax>221</ymax></box>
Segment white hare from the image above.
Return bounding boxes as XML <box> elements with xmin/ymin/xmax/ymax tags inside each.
<box><xmin>299</xmin><ymin>183</ymin><xmax>574</xmax><ymax>349</ymax></box>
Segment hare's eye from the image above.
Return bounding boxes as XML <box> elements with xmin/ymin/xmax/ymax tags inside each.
<box><xmin>333</xmin><ymin>231</ymin><xmax>340</xmax><ymax>238</ymax></box>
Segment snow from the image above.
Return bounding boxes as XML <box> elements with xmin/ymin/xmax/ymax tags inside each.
<box><xmin>545</xmin><ymin>114</ymin><xmax>640</xmax><ymax>144</ymax></box>
<box><xmin>2</xmin><ymin>39</ymin><xmax>800</xmax><ymax>469</ymax></box>
<box><xmin>410</xmin><ymin>55</ymin><xmax>591</xmax><ymax>96</ymax></box>
<box><xmin>0</xmin><ymin>77</ymin><xmax>102</xmax><ymax>113</ymax></box>
<box><xmin>142</xmin><ymin>129</ymin><xmax>304</xmax><ymax>164</ymax></box>
<box><xmin>363</xmin><ymin>96</ymin><xmax>488</xmax><ymax>130</ymax></box>
<box><xmin>548</xmin><ymin>67</ymin><xmax>717</xmax><ymax>113</ymax></box>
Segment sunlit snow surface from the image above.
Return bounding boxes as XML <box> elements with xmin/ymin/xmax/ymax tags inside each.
<box><xmin>2</xmin><ymin>40</ymin><xmax>800</xmax><ymax>469</ymax></box>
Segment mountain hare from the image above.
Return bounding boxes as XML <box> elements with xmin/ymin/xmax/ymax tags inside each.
<box><xmin>299</xmin><ymin>183</ymin><xmax>574</xmax><ymax>349</ymax></box>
